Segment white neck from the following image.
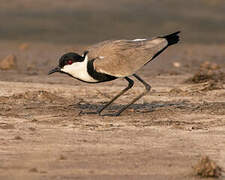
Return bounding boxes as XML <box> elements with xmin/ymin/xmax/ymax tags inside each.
<box><xmin>61</xmin><ymin>55</ymin><xmax>98</xmax><ymax>82</ymax></box>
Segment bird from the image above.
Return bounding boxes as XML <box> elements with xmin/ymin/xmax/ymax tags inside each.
<box><xmin>48</xmin><ymin>31</ymin><xmax>180</xmax><ymax>116</ymax></box>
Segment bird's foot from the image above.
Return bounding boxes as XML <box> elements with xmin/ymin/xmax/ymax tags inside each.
<box><xmin>78</xmin><ymin>110</ymin><xmax>98</xmax><ymax>116</ymax></box>
<box><xmin>79</xmin><ymin>110</ymin><xmax>122</xmax><ymax>117</ymax></box>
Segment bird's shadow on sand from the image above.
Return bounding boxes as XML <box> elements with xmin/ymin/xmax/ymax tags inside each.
<box><xmin>71</xmin><ymin>100</ymin><xmax>188</xmax><ymax>114</ymax></box>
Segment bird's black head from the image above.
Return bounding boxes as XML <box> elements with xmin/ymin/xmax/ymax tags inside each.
<box><xmin>58</xmin><ymin>52</ymin><xmax>83</xmax><ymax>68</ymax></box>
<box><xmin>48</xmin><ymin>51</ymin><xmax>88</xmax><ymax>75</ymax></box>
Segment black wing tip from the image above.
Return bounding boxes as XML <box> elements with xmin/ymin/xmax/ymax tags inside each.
<box><xmin>162</xmin><ymin>31</ymin><xmax>181</xmax><ymax>46</ymax></box>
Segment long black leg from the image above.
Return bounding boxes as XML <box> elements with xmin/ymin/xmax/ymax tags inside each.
<box><xmin>111</xmin><ymin>74</ymin><xmax>151</xmax><ymax>116</ymax></box>
<box><xmin>98</xmin><ymin>77</ymin><xmax>134</xmax><ymax>115</ymax></box>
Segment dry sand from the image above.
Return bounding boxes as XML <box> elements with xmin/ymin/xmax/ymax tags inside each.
<box><xmin>0</xmin><ymin>42</ymin><xmax>225</xmax><ymax>180</ymax></box>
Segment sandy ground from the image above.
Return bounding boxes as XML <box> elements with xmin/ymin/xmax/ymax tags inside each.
<box><xmin>0</xmin><ymin>42</ymin><xmax>225</xmax><ymax>179</ymax></box>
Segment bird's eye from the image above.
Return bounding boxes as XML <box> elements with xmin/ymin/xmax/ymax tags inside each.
<box><xmin>67</xmin><ymin>60</ymin><xmax>73</xmax><ymax>65</ymax></box>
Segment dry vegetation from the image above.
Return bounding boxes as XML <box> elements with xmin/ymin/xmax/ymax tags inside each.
<box><xmin>193</xmin><ymin>156</ymin><xmax>223</xmax><ymax>178</ymax></box>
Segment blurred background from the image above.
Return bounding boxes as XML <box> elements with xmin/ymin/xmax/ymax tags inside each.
<box><xmin>0</xmin><ymin>0</ymin><xmax>225</xmax><ymax>45</ymax></box>
<box><xmin>0</xmin><ymin>0</ymin><xmax>224</xmax><ymax>84</ymax></box>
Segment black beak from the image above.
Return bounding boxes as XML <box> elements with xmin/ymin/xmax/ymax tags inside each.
<box><xmin>48</xmin><ymin>66</ymin><xmax>61</xmax><ymax>75</ymax></box>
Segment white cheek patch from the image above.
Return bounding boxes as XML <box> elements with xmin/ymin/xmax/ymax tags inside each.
<box><xmin>133</xmin><ymin>38</ymin><xmax>147</xmax><ymax>42</ymax></box>
<box><xmin>61</xmin><ymin>55</ymin><xmax>98</xmax><ymax>82</ymax></box>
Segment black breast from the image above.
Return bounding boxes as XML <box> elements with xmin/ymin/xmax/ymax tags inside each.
<box><xmin>87</xmin><ymin>59</ymin><xmax>117</xmax><ymax>83</ymax></box>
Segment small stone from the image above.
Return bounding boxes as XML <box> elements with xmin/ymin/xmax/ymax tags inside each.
<box><xmin>59</xmin><ymin>154</ymin><xmax>67</xmax><ymax>160</ymax></box>
<box><xmin>29</xmin><ymin>168</ymin><xmax>38</xmax><ymax>172</ymax></box>
<box><xmin>28</xmin><ymin>127</ymin><xmax>36</xmax><ymax>131</ymax></box>
<box><xmin>14</xmin><ymin>135</ymin><xmax>23</xmax><ymax>140</ymax></box>
<box><xmin>173</xmin><ymin>62</ymin><xmax>181</xmax><ymax>68</ymax></box>
<box><xmin>0</xmin><ymin>55</ymin><xmax>17</xmax><ymax>70</ymax></box>
<box><xmin>19</xmin><ymin>43</ymin><xmax>29</xmax><ymax>50</ymax></box>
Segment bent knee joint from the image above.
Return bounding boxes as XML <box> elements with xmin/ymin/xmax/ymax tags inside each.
<box><xmin>128</xmin><ymin>81</ymin><xmax>134</xmax><ymax>88</ymax></box>
<box><xmin>145</xmin><ymin>84</ymin><xmax>151</xmax><ymax>92</ymax></box>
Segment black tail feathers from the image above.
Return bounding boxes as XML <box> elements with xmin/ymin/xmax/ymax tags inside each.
<box><xmin>150</xmin><ymin>31</ymin><xmax>180</xmax><ymax>60</ymax></box>
<box><xmin>161</xmin><ymin>31</ymin><xmax>180</xmax><ymax>46</ymax></box>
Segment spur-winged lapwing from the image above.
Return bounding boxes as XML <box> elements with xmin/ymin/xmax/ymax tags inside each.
<box><xmin>49</xmin><ymin>31</ymin><xmax>180</xmax><ymax>116</ymax></box>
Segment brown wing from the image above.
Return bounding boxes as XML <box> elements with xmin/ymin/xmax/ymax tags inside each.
<box><xmin>87</xmin><ymin>38</ymin><xmax>168</xmax><ymax>77</ymax></box>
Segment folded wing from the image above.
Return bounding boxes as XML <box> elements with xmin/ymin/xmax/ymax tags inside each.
<box><xmin>87</xmin><ymin>37</ymin><xmax>168</xmax><ymax>77</ymax></box>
